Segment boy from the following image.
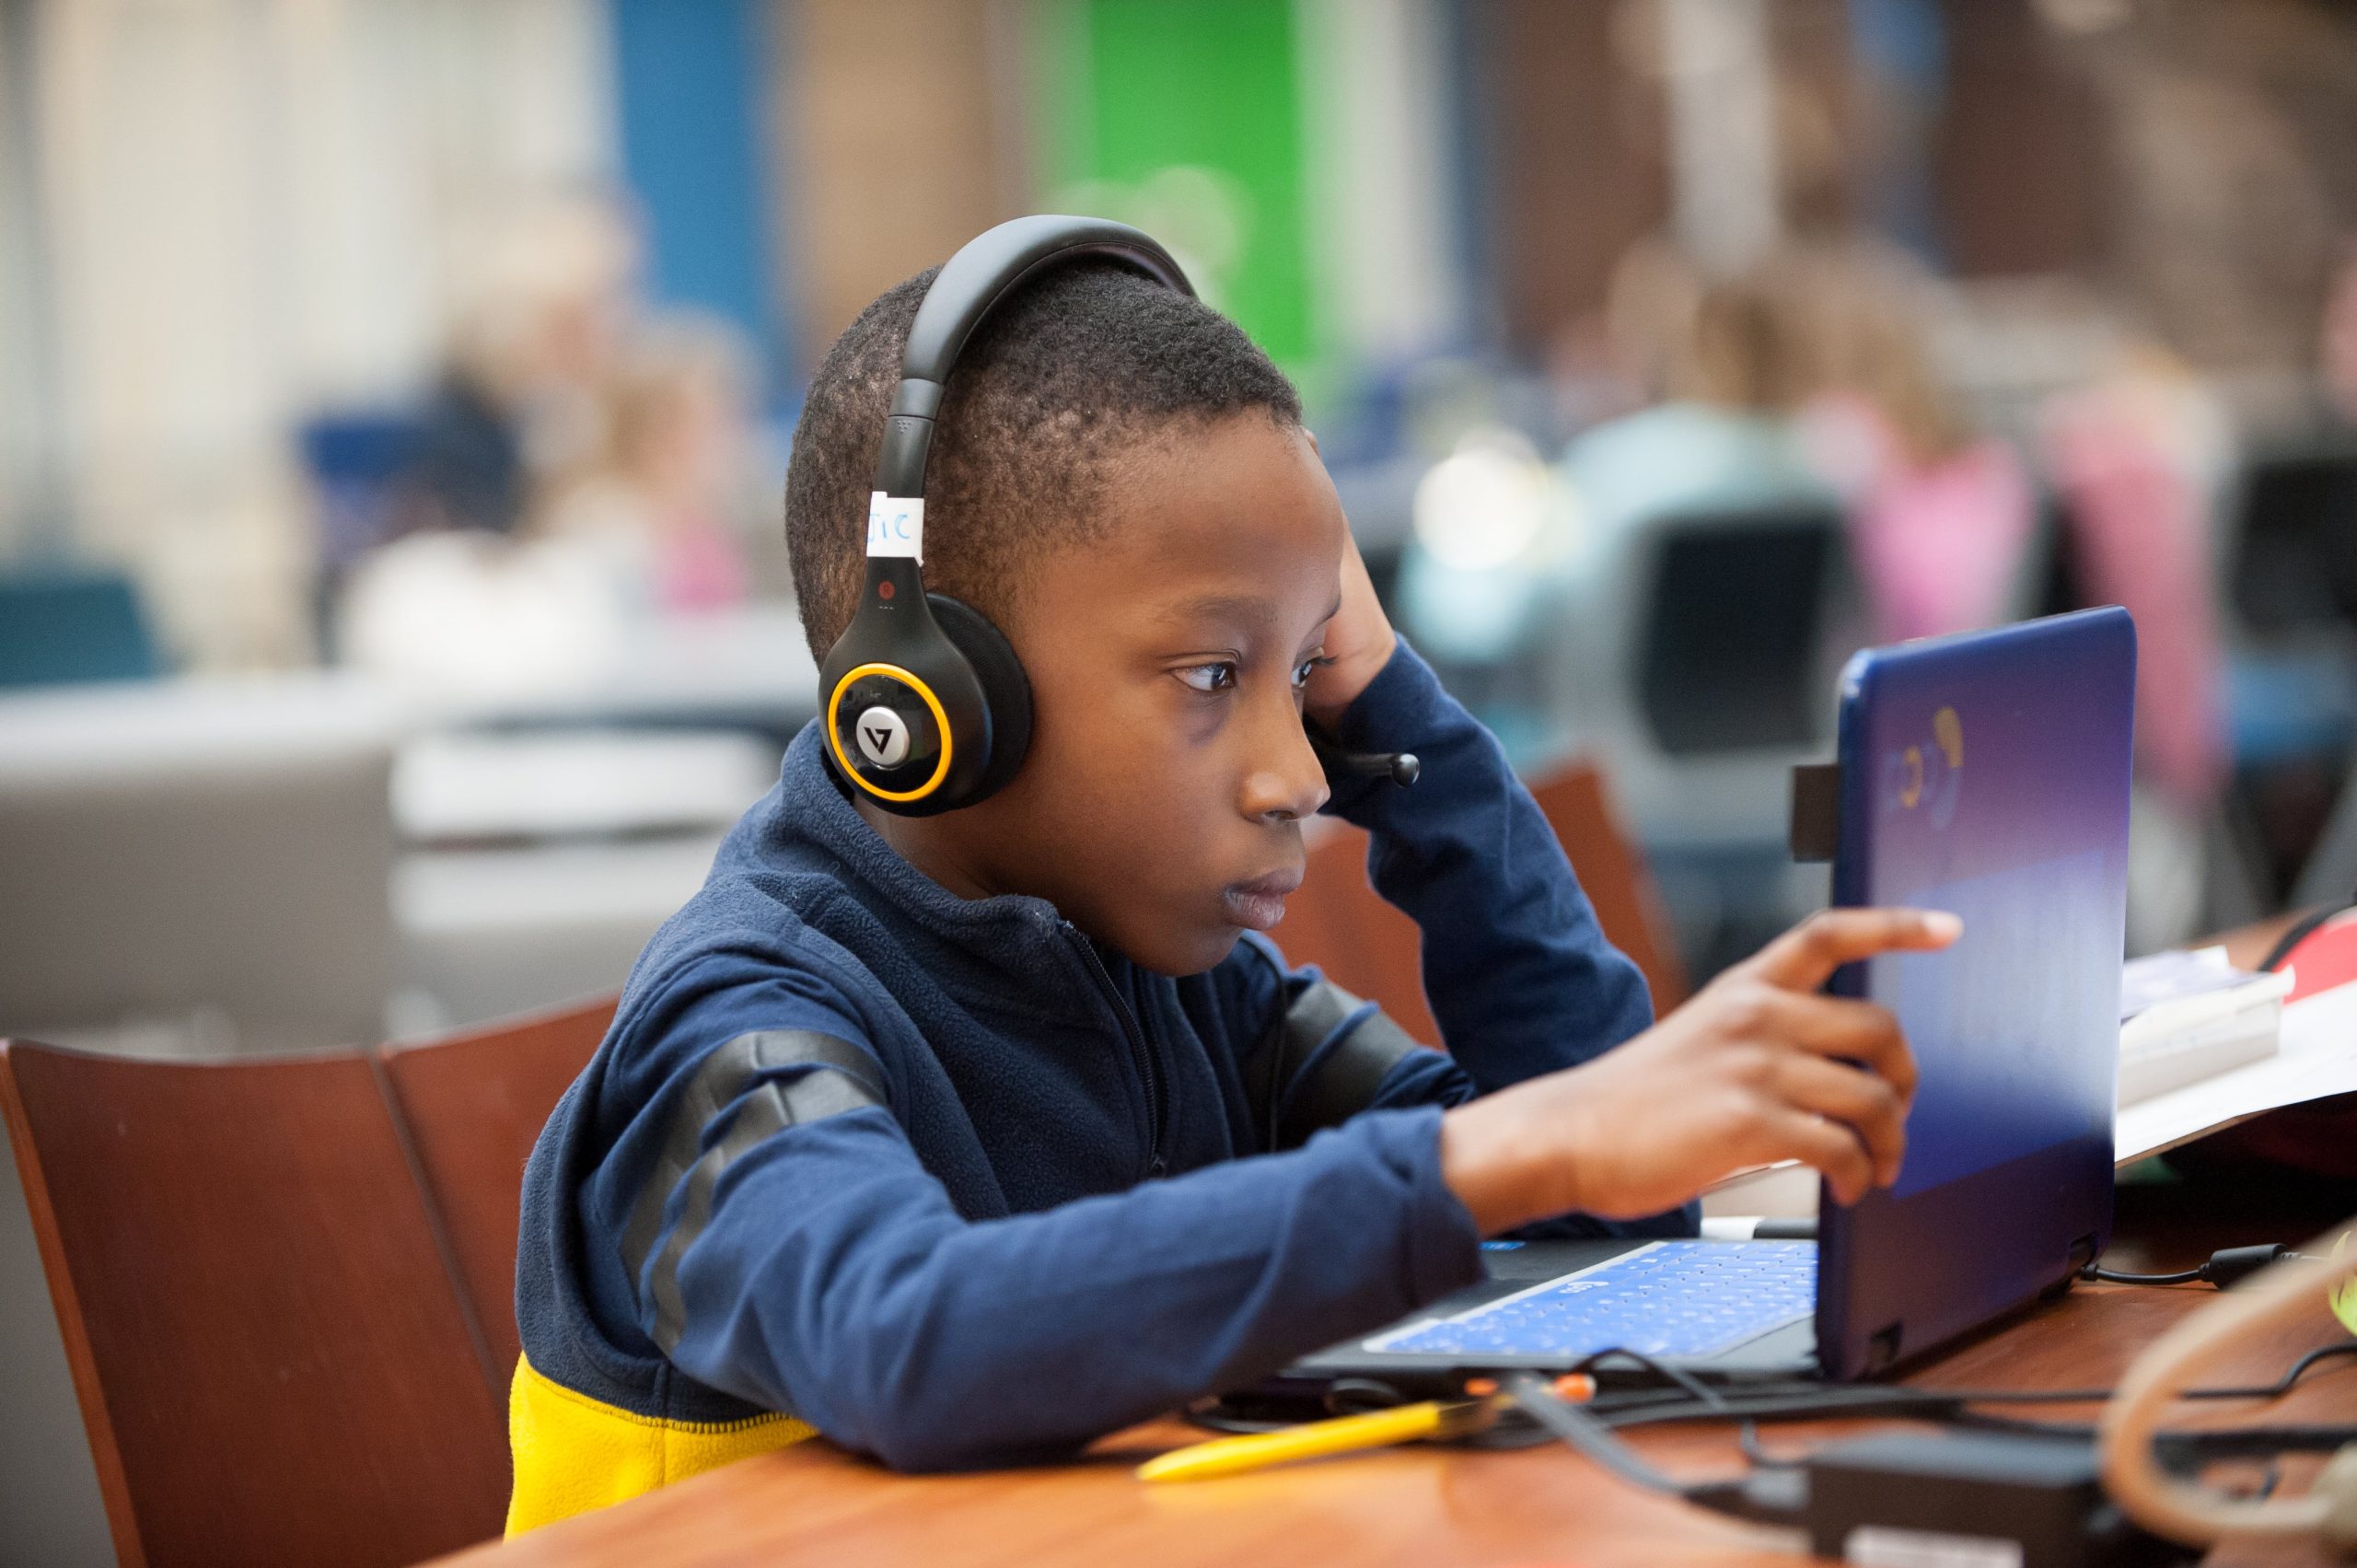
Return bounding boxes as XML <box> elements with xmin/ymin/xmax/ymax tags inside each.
<box><xmin>507</xmin><ymin>255</ymin><xmax>1952</xmax><ymax>1530</ymax></box>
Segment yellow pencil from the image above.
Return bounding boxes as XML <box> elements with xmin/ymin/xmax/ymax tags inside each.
<box><xmin>1136</xmin><ymin>1399</ymin><xmax>1487</xmax><ymax>1483</ymax></box>
<box><xmin>1137</xmin><ymin>1376</ymin><xmax>1596</xmax><ymax>1484</ymax></box>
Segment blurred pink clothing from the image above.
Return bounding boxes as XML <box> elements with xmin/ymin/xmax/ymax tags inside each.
<box><xmin>1846</xmin><ymin>436</ymin><xmax>2037</xmax><ymax>645</ymax></box>
<box><xmin>2041</xmin><ymin>384</ymin><xmax>2228</xmax><ymax>811</ymax></box>
<box><xmin>657</xmin><ymin>518</ymin><xmax>749</xmax><ymax>613</ymax></box>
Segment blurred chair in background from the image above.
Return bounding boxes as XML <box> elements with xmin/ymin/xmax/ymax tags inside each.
<box><xmin>0</xmin><ymin>569</ymin><xmax>161</xmax><ymax>691</ymax></box>
<box><xmin>1553</xmin><ymin>497</ymin><xmax>1860</xmax><ymax>977</ymax></box>
<box><xmin>2225</xmin><ymin>432</ymin><xmax>2357</xmax><ymax>910</ymax></box>
<box><xmin>0</xmin><ymin>679</ymin><xmax>399</xmax><ymax>1058</ymax></box>
<box><xmin>389</xmin><ymin>728</ymin><xmax>780</xmax><ymax>1032</ymax></box>
<box><xmin>296</xmin><ymin>412</ymin><xmax>425</xmax><ymax>654</ymax></box>
<box><xmin>0</xmin><ymin>1040</ymin><xmax>513</xmax><ymax>1568</ymax></box>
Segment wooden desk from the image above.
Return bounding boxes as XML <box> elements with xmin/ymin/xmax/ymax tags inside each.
<box><xmin>437</xmin><ymin>1192</ymin><xmax>2355</xmax><ymax>1568</ymax></box>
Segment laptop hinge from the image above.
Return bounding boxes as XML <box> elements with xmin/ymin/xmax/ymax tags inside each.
<box><xmin>2066</xmin><ymin>1233</ymin><xmax>2099</xmax><ymax>1275</ymax></box>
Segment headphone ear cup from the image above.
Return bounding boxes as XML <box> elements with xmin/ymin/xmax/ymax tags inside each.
<box><xmin>925</xmin><ymin>594</ymin><xmax>1032</xmax><ymax>803</ymax></box>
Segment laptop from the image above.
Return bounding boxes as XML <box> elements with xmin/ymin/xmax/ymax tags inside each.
<box><xmin>1288</xmin><ymin>607</ymin><xmax>2137</xmax><ymax>1391</ymax></box>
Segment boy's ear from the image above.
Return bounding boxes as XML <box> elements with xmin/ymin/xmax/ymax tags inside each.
<box><xmin>1304</xmin><ymin>427</ymin><xmax>1321</xmax><ymax>456</ymax></box>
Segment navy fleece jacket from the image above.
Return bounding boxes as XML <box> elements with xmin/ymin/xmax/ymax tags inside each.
<box><xmin>513</xmin><ymin>638</ymin><xmax>1692</xmax><ymax>1472</ymax></box>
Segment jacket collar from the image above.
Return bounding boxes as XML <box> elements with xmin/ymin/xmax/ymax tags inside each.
<box><xmin>720</xmin><ymin>725</ymin><xmax>1133</xmax><ymax>1012</ymax></box>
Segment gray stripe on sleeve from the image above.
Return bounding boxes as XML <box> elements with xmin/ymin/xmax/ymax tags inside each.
<box><xmin>1243</xmin><ymin>978</ymin><xmax>1423</xmax><ymax>1152</ymax></box>
<box><xmin>618</xmin><ymin>1029</ymin><xmax>886</xmax><ymax>1351</ymax></box>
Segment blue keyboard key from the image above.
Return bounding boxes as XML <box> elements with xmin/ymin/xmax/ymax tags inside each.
<box><xmin>1368</xmin><ymin>1241</ymin><xmax>1816</xmax><ymax>1360</ymax></box>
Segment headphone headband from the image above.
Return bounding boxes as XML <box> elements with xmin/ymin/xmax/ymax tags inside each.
<box><xmin>871</xmin><ymin>215</ymin><xmax>1194</xmax><ymax>502</ymax></box>
<box><xmin>822</xmin><ymin>216</ymin><xmax>1190</xmax><ymax>816</ymax></box>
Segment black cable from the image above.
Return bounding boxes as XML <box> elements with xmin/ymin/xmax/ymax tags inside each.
<box><xmin>1507</xmin><ymin>1370</ymin><xmax>1812</xmax><ymax>1525</ymax></box>
<box><xmin>2084</xmin><ymin>1265</ymin><xmax>2206</xmax><ymax>1285</ymax></box>
<box><xmin>1566</xmin><ymin>1347</ymin><xmax>1800</xmax><ymax>1469</ymax></box>
<box><xmin>1573</xmin><ymin>1337</ymin><xmax>2357</xmax><ymax>1433</ymax></box>
<box><xmin>2207</xmin><ymin>1338</ymin><xmax>2357</xmax><ymax>1400</ymax></box>
<box><xmin>1500</xmin><ymin>1339</ymin><xmax>2357</xmax><ymax>1532</ymax></box>
<box><xmin>1500</xmin><ymin>1371</ymin><xmax>1696</xmax><ymax>1498</ymax></box>
<box><xmin>1190</xmin><ymin>1332</ymin><xmax>2357</xmax><ymax>1490</ymax></box>
<box><xmin>2080</xmin><ymin>1244</ymin><xmax>2317</xmax><ymax>1290</ymax></box>
<box><xmin>1948</xmin><ymin>1410</ymin><xmax>2357</xmax><ymax>1458</ymax></box>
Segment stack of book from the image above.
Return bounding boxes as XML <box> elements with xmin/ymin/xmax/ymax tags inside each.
<box><xmin>2118</xmin><ymin>947</ymin><xmax>2291</xmax><ymax>1107</ymax></box>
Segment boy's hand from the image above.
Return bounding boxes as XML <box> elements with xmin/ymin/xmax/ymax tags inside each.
<box><xmin>1438</xmin><ymin>908</ymin><xmax>1961</xmax><ymax>1234</ymax></box>
<box><xmin>1303</xmin><ymin>528</ymin><xmax>1397</xmax><ymax>729</ymax></box>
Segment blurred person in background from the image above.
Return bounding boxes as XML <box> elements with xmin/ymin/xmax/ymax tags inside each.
<box><xmin>399</xmin><ymin>192</ymin><xmax>638</xmax><ymax>539</ymax></box>
<box><xmin>2038</xmin><ymin>334</ymin><xmax>2234</xmax><ymax>950</ymax></box>
<box><xmin>2038</xmin><ymin>336</ymin><xmax>2233</xmax><ymax>817</ymax></box>
<box><xmin>2320</xmin><ymin>238</ymin><xmax>2357</xmax><ymax>427</ymax></box>
<box><xmin>1558</xmin><ymin>246</ymin><xmax>1834</xmax><ymax>560</ymax></box>
<box><xmin>337</xmin><ymin>192</ymin><xmax>653</xmax><ymax>700</ymax></box>
<box><xmin>1394</xmin><ymin>246</ymin><xmax>1837</xmax><ymax>758</ymax></box>
<box><xmin>537</xmin><ymin>315</ymin><xmax>758</xmax><ymax>615</ymax></box>
<box><xmin>1782</xmin><ymin>245</ymin><xmax>2038</xmax><ymax>645</ymax></box>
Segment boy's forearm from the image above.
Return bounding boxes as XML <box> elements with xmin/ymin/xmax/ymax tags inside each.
<box><xmin>1323</xmin><ymin>638</ymin><xmax>1654</xmax><ymax>1088</ymax></box>
<box><xmin>663</xmin><ymin>1107</ymin><xmax>1483</xmax><ymax>1471</ymax></box>
<box><xmin>1436</xmin><ymin>1090</ymin><xmax>1576</xmax><ymax>1235</ymax></box>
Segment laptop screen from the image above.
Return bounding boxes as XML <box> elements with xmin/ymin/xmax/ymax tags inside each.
<box><xmin>1838</xmin><ymin>610</ymin><xmax>2135</xmax><ymax>1198</ymax></box>
<box><xmin>1815</xmin><ymin>608</ymin><xmax>2135</xmax><ymax>1377</ymax></box>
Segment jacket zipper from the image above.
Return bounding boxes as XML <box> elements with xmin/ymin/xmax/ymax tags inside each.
<box><xmin>1068</xmin><ymin>925</ymin><xmax>1168</xmax><ymax>1179</ymax></box>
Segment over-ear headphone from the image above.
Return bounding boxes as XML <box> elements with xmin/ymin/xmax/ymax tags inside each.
<box><xmin>818</xmin><ymin>215</ymin><xmax>1194</xmax><ymax>815</ymax></box>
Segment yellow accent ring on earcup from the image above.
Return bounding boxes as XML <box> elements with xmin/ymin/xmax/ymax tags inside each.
<box><xmin>826</xmin><ymin>662</ymin><xmax>956</xmax><ymax>803</ymax></box>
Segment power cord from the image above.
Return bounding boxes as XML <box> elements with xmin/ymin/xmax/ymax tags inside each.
<box><xmin>1494</xmin><ymin>1333</ymin><xmax>2357</xmax><ymax>1540</ymax></box>
<box><xmin>1716</xmin><ymin>1222</ymin><xmax>2313</xmax><ymax>1292</ymax></box>
<box><xmin>2083</xmin><ymin>1244</ymin><xmax>2317</xmax><ymax>1289</ymax></box>
<box><xmin>1571</xmin><ymin>1337</ymin><xmax>2357</xmax><ymax>1428</ymax></box>
<box><xmin>2100</xmin><ymin>1243</ymin><xmax>2357</xmax><ymax>1555</ymax></box>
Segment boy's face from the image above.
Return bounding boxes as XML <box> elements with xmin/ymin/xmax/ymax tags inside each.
<box><xmin>895</xmin><ymin>413</ymin><xmax>1344</xmax><ymax>974</ymax></box>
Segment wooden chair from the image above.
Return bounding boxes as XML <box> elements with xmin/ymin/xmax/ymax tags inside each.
<box><xmin>1280</xmin><ymin>756</ymin><xmax>1686</xmax><ymax>1045</ymax></box>
<box><xmin>378</xmin><ymin>995</ymin><xmax>616</xmax><ymax>1376</ymax></box>
<box><xmin>0</xmin><ymin>1040</ymin><xmax>511</xmax><ymax>1568</ymax></box>
<box><xmin>1527</xmin><ymin>760</ymin><xmax>1689</xmax><ymax>1013</ymax></box>
<box><xmin>0</xmin><ymin>995</ymin><xmax>614</xmax><ymax>1568</ymax></box>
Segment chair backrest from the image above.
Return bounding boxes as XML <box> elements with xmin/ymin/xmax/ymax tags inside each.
<box><xmin>1278</xmin><ymin>756</ymin><xmax>1685</xmax><ymax>1042</ymax></box>
<box><xmin>1527</xmin><ymin>760</ymin><xmax>1689</xmax><ymax>1013</ymax></box>
<box><xmin>1561</xmin><ymin>497</ymin><xmax>1860</xmax><ymax>853</ymax></box>
<box><xmin>2228</xmin><ymin>440</ymin><xmax>2357</xmax><ymax>635</ymax></box>
<box><xmin>1634</xmin><ymin>505</ymin><xmax>1848</xmax><ymax>756</ymax></box>
<box><xmin>1293</xmin><ymin>823</ymin><xmax>1444</xmax><ymax>1045</ymax></box>
<box><xmin>0</xmin><ymin>676</ymin><xmax>398</xmax><ymax>1054</ymax></box>
<box><xmin>0</xmin><ymin>568</ymin><xmax>160</xmax><ymax>690</ymax></box>
<box><xmin>378</xmin><ymin>996</ymin><xmax>616</xmax><ymax>1373</ymax></box>
<box><xmin>0</xmin><ymin>1040</ymin><xmax>511</xmax><ymax>1568</ymax></box>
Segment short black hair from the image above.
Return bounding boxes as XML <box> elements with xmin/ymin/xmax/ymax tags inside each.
<box><xmin>784</xmin><ymin>261</ymin><xmax>1304</xmax><ymax>662</ymax></box>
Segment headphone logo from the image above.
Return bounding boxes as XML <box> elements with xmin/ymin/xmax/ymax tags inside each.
<box><xmin>854</xmin><ymin>706</ymin><xmax>912</xmax><ymax>769</ymax></box>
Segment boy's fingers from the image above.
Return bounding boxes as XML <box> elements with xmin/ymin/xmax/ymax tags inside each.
<box><xmin>1768</xmin><ymin>1055</ymin><xmax>1908</xmax><ymax>1187</ymax></box>
<box><xmin>1761</xmin><ymin>1110</ymin><xmax>1876</xmax><ymax>1208</ymax></box>
<box><xmin>1749</xmin><ymin>908</ymin><xmax>1961</xmax><ymax>993</ymax></box>
<box><xmin>1750</xmin><ymin>991</ymin><xmax>1918</xmax><ymax>1106</ymax></box>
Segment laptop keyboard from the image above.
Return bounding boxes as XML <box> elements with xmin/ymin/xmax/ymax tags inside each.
<box><xmin>1367</xmin><ymin>1240</ymin><xmax>1817</xmax><ymax>1361</ymax></box>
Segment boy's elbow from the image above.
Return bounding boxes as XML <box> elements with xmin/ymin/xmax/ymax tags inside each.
<box><xmin>812</xmin><ymin>1308</ymin><xmax>1098</xmax><ymax>1473</ymax></box>
<box><xmin>850</xmin><ymin>1394</ymin><xmax>1090</xmax><ymax>1474</ymax></box>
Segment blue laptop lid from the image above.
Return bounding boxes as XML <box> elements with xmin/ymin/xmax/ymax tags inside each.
<box><xmin>1815</xmin><ymin>607</ymin><xmax>2135</xmax><ymax>1379</ymax></box>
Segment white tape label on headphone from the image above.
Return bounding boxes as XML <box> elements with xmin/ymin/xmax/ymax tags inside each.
<box><xmin>867</xmin><ymin>492</ymin><xmax>924</xmax><ymax>561</ymax></box>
